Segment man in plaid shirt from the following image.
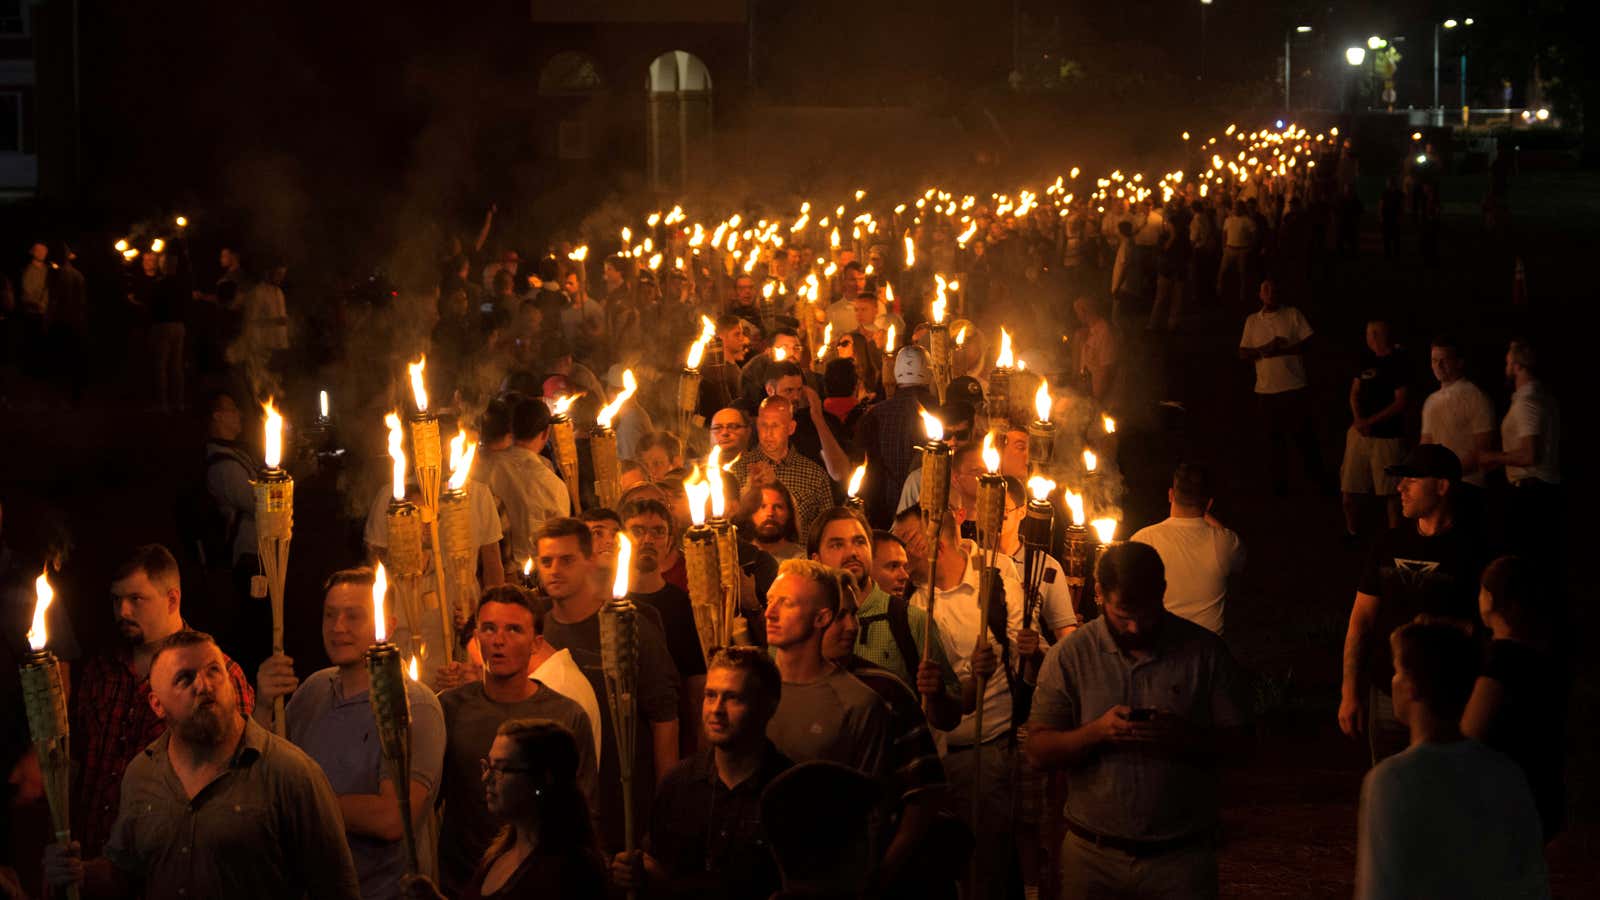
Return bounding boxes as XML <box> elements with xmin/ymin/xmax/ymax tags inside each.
<box><xmin>730</xmin><ymin>396</ymin><xmax>837</xmax><ymax>546</ymax></box>
<box><xmin>69</xmin><ymin>545</ymin><xmax>255</xmax><ymax>855</ymax></box>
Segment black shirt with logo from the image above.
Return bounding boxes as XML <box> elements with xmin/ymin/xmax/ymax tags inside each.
<box><xmin>1357</xmin><ymin>522</ymin><xmax>1483</xmax><ymax>690</ymax></box>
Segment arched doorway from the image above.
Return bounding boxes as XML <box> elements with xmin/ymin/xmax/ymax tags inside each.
<box><xmin>646</xmin><ymin>51</ymin><xmax>713</xmax><ymax>191</ymax></box>
<box><xmin>539</xmin><ymin>51</ymin><xmax>605</xmax><ymax>160</ymax></box>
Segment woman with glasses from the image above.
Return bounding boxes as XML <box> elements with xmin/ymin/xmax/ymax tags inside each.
<box><xmin>404</xmin><ymin>719</ymin><xmax>605</xmax><ymax>900</ymax></box>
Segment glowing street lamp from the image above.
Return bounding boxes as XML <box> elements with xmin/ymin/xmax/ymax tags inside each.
<box><xmin>1346</xmin><ymin>46</ymin><xmax>1366</xmax><ymax>66</ymax></box>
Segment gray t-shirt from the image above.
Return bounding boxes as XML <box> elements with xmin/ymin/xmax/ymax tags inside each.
<box><xmin>1356</xmin><ymin>740</ymin><xmax>1549</xmax><ymax>900</ymax></box>
<box><xmin>766</xmin><ymin>666</ymin><xmax>890</xmax><ymax>776</ymax></box>
<box><xmin>1029</xmin><ymin>614</ymin><xmax>1247</xmax><ymax>841</ymax></box>
<box><xmin>436</xmin><ymin>681</ymin><xmax>597</xmax><ymax>894</ymax></box>
<box><xmin>284</xmin><ymin>668</ymin><xmax>445</xmax><ymax>900</ymax></box>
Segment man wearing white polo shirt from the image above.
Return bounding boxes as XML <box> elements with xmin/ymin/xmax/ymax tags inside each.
<box><xmin>1131</xmin><ymin>464</ymin><xmax>1246</xmax><ymax>636</ymax></box>
<box><xmin>1419</xmin><ymin>334</ymin><xmax>1494</xmax><ymax>523</ymax></box>
<box><xmin>1239</xmin><ymin>278</ymin><xmax>1324</xmax><ymax>496</ymax></box>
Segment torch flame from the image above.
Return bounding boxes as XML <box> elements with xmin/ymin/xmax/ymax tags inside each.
<box><xmin>1028</xmin><ymin>476</ymin><xmax>1056</xmax><ymax>502</ymax></box>
<box><xmin>954</xmin><ymin>325</ymin><xmax>968</xmax><ymax>347</ymax></box>
<box><xmin>596</xmin><ymin>370</ymin><xmax>637</xmax><ymax>429</ymax></box>
<box><xmin>1083</xmin><ymin>448</ymin><xmax>1098</xmax><ymax>473</ymax></box>
<box><xmin>830</xmin><ymin>227</ymin><xmax>840</xmax><ymax>249</ymax></box>
<box><xmin>1102</xmin><ymin>414</ymin><xmax>1117</xmax><ymax>434</ymax></box>
<box><xmin>372</xmin><ymin>562</ymin><xmax>388</xmax><ymax>642</ymax></box>
<box><xmin>884</xmin><ymin>283</ymin><xmax>895</xmax><ymax>305</ymax></box>
<box><xmin>818</xmin><ymin>323</ymin><xmax>832</xmax><ymax>360</ymax></box>
<box><xmin>27</xmin><ymin>570</ymin><xmax>53</xmax><ymax>651</ymax></box>
<box><xmin>523</xmin><ymin>557</ymin><xmax>533</xmax><ymax>578</ymax></box>
<box><xmin>919</xmin><ymin>408</ymin><xmax>944</xmax><ymax>442</ymax></box>
<box><xmin>686</xmin><ymin>334</ymin><xmax>708</xmax><ymax>369</ymax></box>
<box><xmin>552</xmin><ymin>393</ymin><xmax>579</xmax><ymax>416</ymax></box>
<box><xmin>407</xmin><ymin>656</ymin><xmax>420</xmax><ymax>681</ymax></box>
<box><xmin>1065</xmin><ymin>490</ymin><xmax>1086</xmax><ymax>526</ymax></box>
<box><xmin>774</xmin><ymin>346</ymin><xmax>787</xmax><ymax>362</ymax></box>
<box><xmin>447</xmin><ymin>430</ymin><xmax>477</xmax><ymax>492</ymax></box>
<box><xmin>981</xmin><ymin>431</ymin><xmax>1001</xmax><ymax>473</ymax></box>
<box><xmin>175</xmin><ymin>216</ymin><xmax>188</xmax><ymax>228</ymax></box>
<box><xmin>114</xmin><ymin>238</ymin><xmax>129</xmax><ymax>252</ymax></box>
<box><xmin>612</xmin><ymin>533</ymin><xmax>632</xmax><ymax>600</ymax></box>
<box><xmin>319</xmin><ymin>389</ymin><xmax>330</xmax><ymax>420</ymax></box>
<box><xmin>847</xmin><ymin>462</ymin><xmax>867</xmax><ymax>499</ymax></box>
<box><xmin>931</xmin><ymin>294</ymin><xmax>947</xmax><ymax>325</ymax></box>
<box><xmin>262</xmin><ymin>399</ymin><xmax>283</xmax><ymax>469</ymax></box>
<box><xmin>996</xmin><ymin>328</ymin><xmax>1015</xmax><ymax>367</ymax></box>
<box><xmin>1091</xmin><ymin>518</ymin><xmax>1118</xmax><ymax>544</ymax></box>
<box><xmin>707</xmin><ymin>446</ymin><xmax>727</xmax><ymax>518</ymax></box>
<box><xmin>684</xmin><ymin>465</ymin><xmax>711</xmax><ymax>526</ymax></box>
<box><xmin>904</xmin><ymin>235</ymin><xmax>916</xmax><ymax>267</ymax></box>
<box><xmin>885</xmin><ymin>324</ymin><xmax>896</xmax><ymax>353</ymax></box>
<box><xmin>1035</xmin><ymin>379</ymin><xmax>1052</xmax><ymax>423</ymax></box>
<box><xmin>150</xmin><ymin>238</ymin><xmax>165</xmax><ymax>254</ymax></box>
<box><xmin>407</xmin><ymin>356</ymin><xmax>429</xmax><ymax>413</ymax></box>
<box><xmin>568</xmin><ymin>245</ymin><xmax>589</xmax><ymax>262</ymax></box>
<box><xmin>385</xmin><ymin>412</ymin><xmax>407</xmax><ymax>501</ymax></box>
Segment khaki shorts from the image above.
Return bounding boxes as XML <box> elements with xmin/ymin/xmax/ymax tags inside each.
<box><xmin>1340</xmin><ymin>429</ymin><xmax>1404</xmax><ymax>495</ymax></box>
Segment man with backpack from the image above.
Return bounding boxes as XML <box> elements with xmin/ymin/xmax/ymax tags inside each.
<box><xmin>808</xmin><ymin>506</ymin><xmax>962</xmax><ymax>731</ymax></box>
<box><xmin>198</xmin><ymin>390</ymin><xmax>267</xmax><ymax>670</ymax></box>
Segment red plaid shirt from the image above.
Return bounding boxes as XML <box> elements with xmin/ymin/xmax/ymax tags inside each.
<box><xmin>70</xmin><ymin>648</ymin><xmax>255</xmax><ymax>856</ymax></box>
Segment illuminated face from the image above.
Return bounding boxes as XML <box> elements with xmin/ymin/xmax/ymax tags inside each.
<box><xmin>752</xmin><ymin>488</ymin><xmax>792</xmax><ymax>542</ymax></box>
<box><xmin>722</xmin><ymin>326</ymin><xmax>750</xmax><ymax>358</ymax></box>
<box><xmin>1398</xmin><ymin>476</ymin><xmax>1445</xmax><ymax>520</ymax></box>
<box><xmin>322</xmin><ymin>583</ymin><xmax>375</xmax><ymax>668</ymax></box>
<box><xmin>535</xmin><ymin>534</ymin><xmax>593</xmax><ymax>601</ymax></box>
<box><xmin>1001</xmin><ymin>431</ymin><xmax>1029</xmax><ymax>478</ymax></box>
<box><xmin>476</xmin><ymin>600</ymin><xmax>536</xmax><ymax>679</ymax></box>
<box><xmin>703</xmin><ymin>665</ymin><xmax>761</xmax><ymax>747</ymax></box>
<box><xmin>1430</xmin><ymin>346</ymin><xmax>1460</xmax><ymax>384</ymax></box>
<box><xmin>814</xmin><ymin>518</ymin><xmax>871</xmax><ymax>580</ymax></box>
<box><xmin>624</xmin><ymin>514</ymin><xmax>672</xmax><ymax>574</ymax></box>
<box><xmin>770</xmin><ymin>374</ymin><xmax>805</xmax><ymax>407</ymax></box>
<box><xmin>735</xmin><ymin>278</ymin><xmax>756</xmax><ymax>301</ymax></box>
<box><xmin>820</xmin><ymin>584</ymin><xmax>860</xmax><ymax>662</ymax></box>
<box><xmin>764</xmin><ymin>573</ymin><xmax>830</xmax><ymax>650</ymax></box>
<box><xmin>843</xmin><ymin>269</ymin><xmax>866</xmax><ymax>295</ymax></box>
<box><xmin>709</xmin><ymin>409</ymin><xmax>749</xmax><ymax>454</ymax></box>
<box><xmin>563</xmin><ymin>273</ymin><xmax>581</xmax><ymax>296</ymax></box>
<box><xmin>586</xmin><ymin>519</ymin><xmax>619</xmax><ymax>567</ymax></box>
<box><xmin>150</xmin><ymin>642</ymin><xmax>237</xmax><ymax>745</ymax></box>
<box><xmin>852</xmin><ymin>297</ymin><xmax>879</xmax><ymax>328</ymax></box>
<box><xmin>110</xmin><ymin>570</ymin><xmax>180</xmax><ymax>645</ymax></box>
<box><xmin>870</xmin><ymin>539</ymin><xmax>910</xmax><ymax>597</ymax></box>
<box><xmin>482</xmin><ymin>734</ymin><xmax>535</xmax><ymax>818</ymax></box>
<box><xmin>772</xmin><ymin>333</ymin><xmax>802</xmax><ymax>360</ymax></box>
<box><xmin>756</xmin><ymin>405</ymin><xmax>795</xmax><ymax>456</ymax></box>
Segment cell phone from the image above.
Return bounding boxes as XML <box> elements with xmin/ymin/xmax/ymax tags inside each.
<box><xmin>1127</xmin><ymin>707</ymin><xmax>1157</xmax><ymax>722</ymax></box>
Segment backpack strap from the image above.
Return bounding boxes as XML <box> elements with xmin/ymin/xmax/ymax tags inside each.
<box><xmin>885</xmin><ymin>593</ymin><xmax>923</xmax><ymax>684</ymax></box>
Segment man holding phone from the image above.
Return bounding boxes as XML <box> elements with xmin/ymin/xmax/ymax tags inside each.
<box><xmin>1024</xmin><ymin>542</ymin><xmax>1250</xmax><ymax>899</ymax></box>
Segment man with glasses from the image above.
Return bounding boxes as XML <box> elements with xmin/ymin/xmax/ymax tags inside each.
<box><xmin>438</xmin><ymin>586</ymin><xmax>597</xmax><ymax>893</ymax></box>
<box><xmin>709</xmin><ymin>407</ymin><xmax>752</xmax><ymax>459</ymax></box>
<box><xmin>622</xmin><ymin>499</ymin><xmax>708</xmax><ymax>753</ymax></box>
<box><xmin>894</xmin><ymin>408</ymin><xmax>977</xmax><ymax>516</ymax></box>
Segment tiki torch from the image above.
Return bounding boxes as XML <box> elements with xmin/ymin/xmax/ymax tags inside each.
<box><xmin>21</xmin><ymin>572</ymin><xmax>78</xmax><ymax>900</ymax></box>
<box><xmin>406</xmin><ymin>357</ymin><xmax>454</xmax><ymax>665</ymax></box>
<box><xmin>928</xmin><ymin>284</ymin><xmax>950</xmax><ymax>404</ymax></box>
<box><xmin>969</xmin><ymin>433</ymin><xmax>1007</xmax><ymax>841</ymax></box>
<box><xmin>364</xmin><ymin>563</ymin><xmax>419</xmax><ymax>874</ymax></box>
<box><xmin>845</xmin><ymin>462</ymin><xmax>868</xmax><ymax>514</ymax></box>
<box><xmin>1027</xmin><ymin>379</ymin><xmax>1057</xmax><ymax>480</ymax></box>
<box><xmin>678</xmin><ymin>316</ymin><xmax>715</xmax><ymax>440</ymax></box>
<box><xmin>916</xmin><ymin>408</ymin><xmax>952</xmax><ymax>718</ymax></box>
<box><xmin>813</xmin><ymin>323</ymin><xmax>833</xmax><ymax>377</ymax></box>
<box><xmin>1020</xmin><ymin>477</ymin><xmax>1056</xmax><ymax>634</ymax></box>
<box><xmin>1062</xmin><ymin>489</ymin><xmax>1092</xmax><ymax>622</ymax></box>
<box><xmin>681</xmin><ymin>469</ymin><xmax>722</xmax><ymax>661</ymax></box>
<box><xmin>436</xmin><ymin>429</ymin><xmax>480</xmax><ymax>662</ymax></box>
<box><xmin>385</xmin><ymin>413</ymin><xmax>429</xmax><ymax>663</ymax></box>
<box><xmin>591</xmin><ymin>369</ymin><xmax>637</xmax><ymax>511</ymax></box>
<box><xmin>549</xmin><ymin>394</ymin><xmax>583</xmax><ymax>514</ymax></box>
<box><xmin>987</xmin><ymin>328</ymin><xmax>1015</xmax><ymax>428</ymax></box>
<box><xmin>705</xmin><ymin>447</ymin><xmax>747</xmax><ymax>646</ymax></box>
<box><xmin>254</xmin><ymin>400</ymin><xmax>294</xmax><ymax>737</ymax></box>
<box><xmin>881</xmin><ymin>324</ymin><xmax>898</xmax><ymax>399</ymax></box>
<box><xmin>601</xmin><ymin>534</ymin><xmax>640</xmax><ymax>884</ymax></box>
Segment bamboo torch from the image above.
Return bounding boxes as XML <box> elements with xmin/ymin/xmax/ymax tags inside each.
<box><xmin>600</xmin><ymin>534</ymin><xmax>640</xmax><ymax>885</ymax></box>
<box><xmin>1062</xmin><ymin>489</ymin><xmax>1092</xmax><ymax>622</ymax></box>
<box><xmin>813</xmin><ymin>323</ymin><xmax>832</xmax><ymax>376</ymax></box>
<box><xmin>928</xmin><ymin>283</ymin><xmax>950</xmax><ymax>404</ymax></box>
<box><xmin>678</xmin><ymin>317</ymin><xmax>715</xmax><ymax>440</ymax></box>
<box><xmin>968</xmin><ymin>433</ymin><xmax>1008</xmax><ymax>852</ymax></box>
<box><xmin>549</xmin><ymin>394</ymin><xmax>583</xmax><ymax>514</ymax></box>
<box><xmin>591</xmin><ymin>369</ymin><xmax>637</xmax><ymax>510</ymax></box>
<box><xmin>406</xmin><ymin>356</ymin><xmax>455</xmax><ymax>663</ymax></box>
<box><xmin>988</xmin><ymin>328</ymin><xmax>1015</xmax><ymax>428</ymax></box>
<box><xmin>254</xmin><ymin>400</ymin><xmax>294</xmax><ymax>737</ymax></box>
<box><xmin>1027</xmin><ymin>379</ymin><xmax>1057</xmax><ymax>480</ymax></box>
<box><xmin>21</xmin><ymin>572</ymin><xmax>78</xmax><ymax>900</ymax></box>
<box><xmin>385</xmin><ymin>413</ymin><xmax>429</xmax><ymax>664</ymax></box>
<box><xmin>845</xmin><ymin>462</ymin><xmax>868</xmax><ymax>514</ymax></box>
<box><xmin>681</xmin><ymin>468</ymin><xmax>722</xmax><ymax>661</ymax></box>
<box><xmin>1019</xmin><ymin>477</ymin><xmax>1056</xmax><ymax>634</ymax></box>
<box><xmin>364</xmin><ymin>563</ymin><xmax>419</xmax><ymax>874</ymax></box>
<box><xmin>437</xmin><ymin>429</ymin><xmax>479</xmax><ymax>661</ymax></box>
<box><xmin>1089</xmin><ymin>517</ymin><xmax>1118</xmax><ymax>614</ymax></box>
<box><xmin>916</xmin><ymin>408</ymin><xmax>952</xmax><ymax>718</ymax></box>
<box><xmin>705</xmin><ymin>447</ymin><xmax>747</xmax><ymax>646</ymax></box>
<box><xmin>881</xmin><ymin>324</ymin><xmax>898</xmax><ymax>399</ymax></box>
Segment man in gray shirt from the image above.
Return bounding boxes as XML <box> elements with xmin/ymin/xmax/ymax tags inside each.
<box><xmin>764</xmin><ymin>558</ymin><xmax>889</xmax><ymax>776</ymax></box>
<box><xmin>438</xmin><ymin>586</ymin><xmax>597</xmax><ymax>894</ymax></box>
<box><xmin>44</xmin><ymin>630</ymin><xmax>360</xmax><ymax>900</ymax></box>
<box><xmin>1025</xmin><ymin>542</ymin><xmax>1248</xmax><ymax>899</ymax></box>
<box><xmin>254</xmin><ymin>568</ymin><xmax>446</xmax><ymax>900</ymax></box>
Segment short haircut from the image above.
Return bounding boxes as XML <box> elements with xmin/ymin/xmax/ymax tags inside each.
<box><xmin>712</xmin><ymin>406</ymin><xmax>749</xmax><ymax>425</ymax></box>
<box><xmin>1390</xmin><ymin>618</ymin><xmax>1480</xmax><ymax>721</ymax></box>
<box><xmin>480</xmin><ymin>394</ymin><xmax>514</xmax><ymax>444</ymax></box>
<box><xmin>823</xmin><ymin>358</ymin><xmax>858</xmax><ymax>397</ymax></box>
<box><xmin>478</xmin><ymin>584</ymin><xmax>543</xmax><ymax>631</ymax></box>
<box><xmin>771</xmin><ymin>326</ymin><xmax>800</xmax><ymax>341</ymax></box>
<box><xmin>534</xmin><ymin>518</ymin><xmax>593</xmax><ymax>557</ymax></box>
<box><xmin>871</xmin><ymin>529</ymin><xmax>905</xmax><ymax>554</ymax></box>
<box><xmin>764</xmin><ymin>360</ymin><xmax>805</xmax><ymax>387</ymax></box>
<box><xmin>1430</xmin><ymin>333</ymin><xmax>1463</xmax><ymax>358</ymax></box>
<box><xmin>619</xmin><ymin>498</ymin><xmax>673</xmax><ymax>527</ymax></box>
<box><xmin>536</xmin><ymin>257</ymin><xmax>561</xmax><ymax>282</ymax></box>
<box><xmin>805</xmin><ymin>506</ymin><xmax>871</xmax><ymax>558</ymax></box>
<box><xmin>1480</xmin><ymin>555</ymin><xmax>1550</xmax><ymax>631</ymax></box>
<box><xmin>322</xmin><ymin>566</ymin><xmax>376</xmax><ymax>594</ymax></box>
<box><xmin>511</xmin><ymin>395</ymin><xmax>552</xmax><ymax>442</ymax></box>
<box><xmin>776</xmin><ymin>558</ymin><xmax>845</xmax><ymax>614</ymax></box>
<box><xmin>715</xmin><ymin>314</ymin><xmax>743</xmax><ymax>333</ymax></box>
<box><xmin>636</xmin><ymin>431</ymin><xmax>683</xmax><ymax>460</ymax></box>
<box><xmin>603</xmin><ymin>255</ymin><xmax>628</xmax><ymax>276</ymax></box>
<box><xmin>951</xmin><ymin>439</ymin><xmax>984</xmax><ymax>471</ymax></box>
<box><xmin>148</xmin><ymin>630</ymin><xmax>219</xmax><ymax>680</ymax></box>
<box><xmin>204</xmin><ymin>389</ymin><xmax>237</xmax><ymax>417</ymax></box>
<box><xmin>1508</xmin><ymin>338</ymin><xmax>1537</xmax><ymax>373</ymax></box>
<box><xmin>578</xmin><ymin>507</ymin><xmax>622</xmax><ymax>528</ymax></box>
<box><xmin>707</xmin><ymin>645</ymin><xmax>783</xmax><ymax>713</ymax></box>
<box><xmin>1096</xmin><ymin>542</ymin><xmax>1166</xmax><ymax>609</ymax></box>
<box><xmin>113</xmin><ymin>544</ymin><xmax>181</xmax><ymax>591</ymax></box>
<box><xmin>1172</xmin><ymin>463</ymin><xmax>1213</xmax><ymax>509</ymax></box>
<box><xmin>841</xmin><ymin>260</ymin><xmax>864</xmax><ymax>274</ymax></box>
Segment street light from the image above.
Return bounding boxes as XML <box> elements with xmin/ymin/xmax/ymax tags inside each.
<box><xmin>1367</xmin><ymin>35</ymin><xmax>1386</xmax><ymax>50</ymax></box>
<box><xmin>1346</xmin><ymin>46</ymin><xmax>1366</xmax><ymax>66</ymax></box>
<box><xmin>1284</xmin><ymin>26</ymin><xmax>1312</xmax><ymax>111</ymax></box>
<box><xmin>1435</xmin><ymin>17</ymin><xmax>1474</xmax><ymax>125</ymax></box>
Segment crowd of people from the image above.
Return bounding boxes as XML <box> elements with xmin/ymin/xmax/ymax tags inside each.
<box><xmin>0</xmin><ymin>120</ymin><xmax>1569</xmax><ymax>900</ymax></box>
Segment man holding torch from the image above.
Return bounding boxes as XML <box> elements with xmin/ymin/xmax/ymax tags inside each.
<box><xmin>251</xmin><ymin>568</ymin><xmax>445</xmax><ymax>900</ymax></box>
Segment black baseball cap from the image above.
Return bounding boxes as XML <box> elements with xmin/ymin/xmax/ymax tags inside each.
<box><xmin>1386</xmin><ymin>444</ymin><xmax>1462</xmax><ymax>481</ymax></box>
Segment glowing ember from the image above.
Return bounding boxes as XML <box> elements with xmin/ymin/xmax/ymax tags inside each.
<box><xmin>1028</xmin><ymin>476</ymin><xmax>1056</xmax><ymax>502</ymax></box>
<box><xmin>114</xmin><ymin>238</ymin><xmax>129</xmax><ymax>252</ymax></box>
<box><xmin>612</xmin><ymin>533</ymin><xmax>633</xmax><ymax>599</ymax></box>
<box><xmin>407</xmin><ymin>356</ymin><xmax>429</xmax><ymax>413</ymax></box>
<box><xmin>596</xmin><ymin>370</ymin><xmax>637</xmax><ymax>429</ymax></box>
<box><xmin>372</xmin><ymin>562</ymin><xmax>389</xmax><ymax>642</ymax></box>
<box><xmin>1091</xmin><ymin>518</ymin><xmax>1118</xmax><ymax>544</ymax></box>
<box><xmin>175</xmin><ymin>216</ymin><xmax>188</xmax><ymax>228</ymax></box>
<box><xmin>385</xmin><ymin>412</ymin><xmax>406</xmax><ymax>500</ymax></box>
<box><xmin>847</xmin><ymin>462</ymin><xmax>867</xmax><ymax>499</ymax></box>
<box><xmin>26</xmin><ymin>570</ymin><xmax>53</xmax><ymax>651</ymax></box>
<box><xmin>262</xmin><ymin>399</ymin><xmax>283</xmax><ymax>468</ymax></box>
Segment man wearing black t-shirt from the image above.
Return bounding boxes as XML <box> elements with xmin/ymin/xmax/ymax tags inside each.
<box><xmin>622</xmin><ymin>499</ymin><xmax>708</xmax><ymax>756</ymax></box>
<box><xmin>1338</xmin><ymin>445</ymin><xmax>1482</xmax><ymax>764</ymax></box>
<box><xmin>1341</xmin><ymin>319</ymin><xmax>1410</xmax><ymax>541</ymax></box>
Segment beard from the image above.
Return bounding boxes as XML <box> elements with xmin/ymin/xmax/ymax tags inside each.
<box><xmin>636</xmin><ymin>548</ymin><xmax>660</xmax><ymax>574</ymax></box>
<box><xmin>173</xmin><ymin>695</ymin><xmax>235</xmax><ymax>746</ymax></box>
<box><xmin>1107</xmin><ymin>620</ymin><xmax>1162</xmax><ymax>655</ymax></box>
<box><xmin>117</xmin><ymin>620</ymin><xmax>144</xmax><ymax>643</ymax></box>
<box><xmin>753</xmin><ymin>518</ymin><xmax>787</xmax><ymax>542</ymax></box>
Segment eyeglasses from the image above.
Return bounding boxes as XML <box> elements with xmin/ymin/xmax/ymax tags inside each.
<box><xmin>628</xmin><ymin>525</ymin><xmax>670</xmax><ymax>540</ymax></box>
<box><xmin>711</xmin><ymin>423</ymin><xmax>748</xmax><ymax>433</ymax></box>
<box><xmin>480</xmin><ymin>758</ymin><xmax>536</xmax><ymax>779</ymax></box>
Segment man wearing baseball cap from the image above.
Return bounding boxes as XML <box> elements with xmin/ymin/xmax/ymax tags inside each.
<box><xmin>1337</xmin><ymin>444</ymin><xmax>1485</xmax><ymax>764</ymax></box>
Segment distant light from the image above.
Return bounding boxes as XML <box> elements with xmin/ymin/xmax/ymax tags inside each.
<box><xmin>1411</xmin><ymin>131</ymin><xmax>1422</xmax><ymax>141</ymax></box>
<box><xmin>1536</xmin><ymin>108</ymin><xmax>1550</xmax><ymax>121</ymax></box>
<box><xmin>1463</xmin><ymin>17</ymin><xmax>1474</xmax><ymax>25</ymax></box>
<box><xmin>1296</xmin><ymin>25</ymin><xmax>1313</xmax><ymax>33</ymax></box>
<box><xmin>1416</xmin><ymin>155</ymin><xmax>1428</xmax><ymax>164</ymax></box>
<box><xmin>1346</xmin><ymin>47</ymin><xmax>1367</xmax><ymax>66</ymax></box>
<box><xmin>1443</xmin><ymin>19</ymin><xmax>1458</xmax><ymax>28</ymax></box>
<box><xmin>1200</xmin><ymin>0</ymin><xmax>1213</xmax><ymax>5</ymax></box>
<box><xmin>1275</xmin><ymin>119</ymin><xmax>1284</xmax><ymax>129</ymax></box>
<box><xmin>1367</xmin><ymin>36</ymin><xmax>1386</xmax><ymax>50</ymax></box>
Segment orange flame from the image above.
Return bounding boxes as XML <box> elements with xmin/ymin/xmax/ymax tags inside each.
<box><xmin>1065</xmin><ymin>490</ymin><xmax>1086</xmax><ymax>526</ymax></box>
<box><xmin>707</xmin><ymin>447</ymin><xmax>727</xmax><ymax>518</ymax></box>
<box><xmin>847</xmin><ymin>462</ymin><xmax>867</xmax><ymax>498</ymax></box>
<box><xmin>262</xmin><ymin>399</ymin><xmax>283</xmax><ymax>469</ymax></box>
<box><xmin>981</xmin><ymin>431</ymin><xmax>1001</xmax><ymax>474</ymax></box>
<box><xmin>1083</xmin><ymin>448</ymin><xmax>1098</xmax><ymax>473</ymax></box>
<box><xmin>407</xmin><ymin>356</ymin><xmax>429</xmax><ymax>413</ymax></box>
<box><xmin>385</xmin><ymin>413</ymin><xmax>406</xmax><ymax>500</ymax></box>
<box><xmin>597</xmin><ymin>370</ymin><xmax>637</xmax><ymax>429</ymax></box>
<box><xmin>447</xmin><ymin>429</ymin><xmax>477</xmax><ymax>492</ymax></box>
<box><xmin>920</xmin><ymin>408</ymin><xmax>945</xmax><ymax>442</ymax></box>
<box><xmin>1091</xmin><ymin>518</ymin><xmax>1118</xmax><ymax>544</ymax></box>
<box><xmin>1035</xmin><ymin>379</ymin><xmax>1052</xmax><ymax>423</ymax></box>
<box><xmin>612</xmin><ymin>533</ymin><xmax>633</xmax><ymax>599</ymax></box>
<box><xmin>1028</xmin><ymin>476</ymin><xmax>1056</xmax><ymax>502</ymax></box>
<box><xmin>27</xmin><ymin>571</ymin><xmax>53</xmax><ymax>651</ymax></box>
<box><xmin>995</xmin><ymin>328</ymin><xmax>1015</xmax><ymax>367</ymax></box>
<box><xmin>372</xmin><ymin>562</ymin><xmax>388</xmax><ymax>642</ymax></box>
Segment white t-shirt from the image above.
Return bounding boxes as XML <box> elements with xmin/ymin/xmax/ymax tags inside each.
<box><xmin>1421</xmin><ymin>378</ymin><xmax>1495</xmax><ymax>487</ymax></box>
<box><xmin>1240</xmin><ymin>307</ymin><xmax>1313</xmax><ymax>394</ymax></box>
<box><xmin>1222</xmin><ymin>214</ymin><xmax>1256</xmax><ymax>248</ymax></box>
<box><xmin>1007</xmin><ymin>547</ymin><xmax>1080</xmax><ymax>636</ymax></box>
<box><xmin>1502</xmin><ymin>380</ymin><xmax>1560</xmax><ymax>485</ymax></box>
<box><xmin>1356</xmin><ymin>740</ymin><xmax>1548</xmax><ymax>900</ymax></box>
<box><xmin>532</xmin><ymin>649</ymin><xmax>603</xmax><ymax>761</ymax></box>
<box><xmin>911</xmin><ymin>543</ymin><xmax>1024</xmax><ymax>747</ymax></box>
<box><xmin>1129</xmin><ymin>516</ymin><xmax>1246</xmax><ymax>635</ymax></box>
<box><xmin>478</xmin><ymin>446</ymin><xmax>571</xmax><ymax>565</ymax></box>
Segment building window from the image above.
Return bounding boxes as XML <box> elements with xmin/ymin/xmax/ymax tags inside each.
<box><xmin>0</xmin><ymin>92</ymin><xmax>21</xmax><ymax>153</ymax></box>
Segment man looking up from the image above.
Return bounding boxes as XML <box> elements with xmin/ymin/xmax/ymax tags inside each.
<box><xmin>534</xmin><ymin>518</ymin><xmax>681</xmax><ymax>853</ymax></box>
<box><xmin>251</xmin><ymin>568</ymin><xmax>445</xmax><ymax>900</ymax></box>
